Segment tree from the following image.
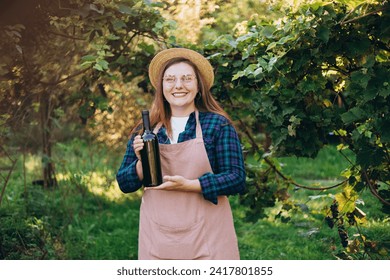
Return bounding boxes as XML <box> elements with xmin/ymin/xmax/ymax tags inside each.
<box><xmin>154</xmin><ymin>0</ymin><xmax>281</xmax><ymax>45</ymax></box>
<box><xmin>206</xmin><ymin>0</ymin><xmax>389</xmax><ymax>258</ymax></box>
<box><xmin>0</xmin><ymin>0</ymin><xmax>169</xmax><ymax>187</ymax></box>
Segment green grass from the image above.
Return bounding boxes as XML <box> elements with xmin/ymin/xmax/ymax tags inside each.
<box><xmin>277</xmin><ymin>145</ymin><xmax>355</xmax><ymax>181</ymax></box>
<box><xmin>1</xmin><ymin>140</ymin><xmax>388</xmax><ymax>260</ymax></box>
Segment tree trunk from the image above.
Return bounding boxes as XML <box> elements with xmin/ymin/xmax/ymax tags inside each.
<box><xmin>39</xmin><ymin>91</ymin><xmax>57</xmax><ymax>188</ymax></box>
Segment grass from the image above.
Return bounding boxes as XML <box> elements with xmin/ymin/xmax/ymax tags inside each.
<box><xmin>236</xmin><ymin>145</ymin><xmax>389</xmax><ymax>260</ymax></box>
<box><xmin>0</xmin><ymin>140</ymin><xmax>389</xmax><ymax>260</ymax></box>
<box><xmin>277</xmin><ymin>145</ymin><xmax>355</xmax><ymax>181</ymax></box>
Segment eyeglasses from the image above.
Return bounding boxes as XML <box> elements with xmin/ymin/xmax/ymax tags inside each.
<box><xmin>162</xmin><ymin>74</ymin><xmax>197</xmax><ymax>85</ymax></box>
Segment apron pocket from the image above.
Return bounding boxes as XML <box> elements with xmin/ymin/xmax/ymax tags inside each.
<box><xmin>150</xmin><ymin>220</ymin><xmax>210</xmax><ymax>260</ymax></box>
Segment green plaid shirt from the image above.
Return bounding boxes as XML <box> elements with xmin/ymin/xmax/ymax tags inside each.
<box><xmin>116</xmin><ymin>111</ymin><xmax>246</xmax><ymax>204</ymax></box>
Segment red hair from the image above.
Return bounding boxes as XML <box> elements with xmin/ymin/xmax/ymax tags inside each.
<box><xmin>133</xmin><ymin>58</ymin><xmax>231</xmax><ymax>137</ymax></box>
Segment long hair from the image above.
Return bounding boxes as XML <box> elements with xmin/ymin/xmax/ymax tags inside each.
<box><xmin>133</xmin><ymin>57</ymin><xmax>231</xmax><ymax>137</ymax></box>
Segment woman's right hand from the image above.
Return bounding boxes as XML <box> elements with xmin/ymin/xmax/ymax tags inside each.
<box><xmin>132</xmin><ymin>135</ymin><xmax>144</xmax><ymax>161</ymax></box>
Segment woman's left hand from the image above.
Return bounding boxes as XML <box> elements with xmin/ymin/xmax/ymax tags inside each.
<box><xmin>145</xmin><ymin>175</ymin><xmax>201</xmax><ymax>193</ymax></box>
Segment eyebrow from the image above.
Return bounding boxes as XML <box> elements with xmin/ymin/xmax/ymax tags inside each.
<box><xmin>164</xmin><ymin>74</ymin><xmax>195</xmax><ymax>76</ymax></box>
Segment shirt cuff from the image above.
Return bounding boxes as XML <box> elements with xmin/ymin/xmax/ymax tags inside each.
<box><xmin>199</xmin><ymin>172</ymin><xmax>218</xmax><ymax>205</ymax></box>
<box><xmin>116</xmin><ymin>160</ymin><xmax>143</xmax><ymax>193</ymax></box>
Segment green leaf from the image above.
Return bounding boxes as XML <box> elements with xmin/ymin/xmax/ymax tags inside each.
<box><xmin>80</xmin><ymin>61</ymin><xmax>94</xmax><ymax>68</ymax></box>
<box><xmin>253</xmin><ymin>67</ymin><xmax>263</xmax><ymax>77</ymax></box>
<box><xmin>351</xmin><ymin>70</ymin><xmax>371</xmax><ymax>89</ymax></box>
<box><xmin>317</xmin><ymin>25</ymin><xmax>330</xmax><ymax>43</ymax></box>
<box><xmin>341</xmin><ymin>107</ymin><xmax>367</xmax><ymax>124</ymax></box>
<box><xmin>115</xmin><ymin>55</ymin><xmax>127</xmax><ymax>66</ymax></box>
<box><xmin>266</xmin><ymin>41</ymin><xmax>277</xmax><ymax>52</ymax></box>
<box><xmin>106</xmin><ymin>34</ymin><xmax>120</xmax><ymax>41</ymax></box>
<box><xmin>379</xmin><ymin>86</ymin><xmax>389</xmax><ymax>98</ymax></box>
<box><xmin>346</xmin><ymin>38</ymin><xmax>371</xmax><ymax>56</ymax></box>
<box><xmin>112</xmin><ymin>20</ymin><xmax>126</xmax><ymax>30</ymax></box>
<box><xmin>149</xmin><ymin>1</ymin><xmax>165</xmax><ymax>8</ymax></box>
<box><xmin>363</xmin><ymin>55</ymin><xmax>376</xmax><ymax>68</ymax></box>
<box><xmin>356</xmin><ymin>147</ymin><xmax>385</xmax><ymax>168</ymax></box>
<box><xmin>236</xmin><ymin>32</ymin><xmax>258</xmax><ymax>43</ymax></box>
<box><xmin>335</xmin><ymin>185</ymin><xmax>358</xmax><ymax>214</ymax></box>
<box><xmin>81</xmin><ymin>55</ymin><xmax>96</xmax><ymax>62</ymax></box>
<box><xmin>138</xmin><ymin>42</ymin><xmax>155</xmax><ymax>55</ymax></box>
<box><xmin>261</xmin><ymin>25</ymin><xmax>276</xmax><ymax>39</ymax></box>
<box><xmin>93</xmin><ymin>60</ymin><xmax>109</xmax><ymax>72</ymax></box>
<box><xmin>245</xmin><ymin>64</ymin><xmax>258</xmax><ymax>75</ymax></box>
<box><xmin>377</xmin><ymin>120</ymin><xmax>390</xmax><ymax>143</ymax></box>
<box><xmin>232</xmin><ymin>70</ymin><xmax>245</xmax><ymax>81</ymax></box>
<box><xmin>278</xmin><ymin>35</ymin><xmax>295</xmax><ymax>45</ymax></box>
<box><xmin>362</xmin><ymin>89</ymin><xmax>378</xmax><ymax>102</ymax></box>
<box><xmin>117</xmin><ymin>4</ymin><xmax>135</xmax><ymax>15</ymax></box>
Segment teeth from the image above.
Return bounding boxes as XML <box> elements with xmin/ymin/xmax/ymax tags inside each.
<box><xmin>173</xmin><ymin>93</ymin><xmax>187</xmax><ymax>97</ymax></box>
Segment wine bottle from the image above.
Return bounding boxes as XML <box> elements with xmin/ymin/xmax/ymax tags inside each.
<box><xmin>140</xmin><ymin>110</ymin><xmax>162</xmax><ymax>187</ymax></box>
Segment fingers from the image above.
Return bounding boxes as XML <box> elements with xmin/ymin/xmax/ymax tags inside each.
<box><xmin>145</xmin><ymin>181</ymin><xmax>172</xmax><ymax>191</ymax></box>
<box><xmin>145</xmin><ymin>175</ymin><xmax>190</xmax><ymax>192</ymax></box>
<box><xmin>132</xmin><ymin>135</ymin><xmax>144</xmax><ymax>160</ymax></box>
<box><xmin>163</xmin><ymin>175</ymin><xmax>180</xmax><ymax>182</ymax></box>
<box><xmin>163</xmin><ymin>175</ymin><xmax>172</xmax><ymax>181</ymax></box>
<box><xmin>145</xmin><ymin>181</ymin><xmax>170</xmax><ymax>190</ymax></box>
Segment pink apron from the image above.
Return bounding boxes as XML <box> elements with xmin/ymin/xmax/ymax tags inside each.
<box><xmin>138</xmin><ymin>111</ymin><xmax>239</xmax><ymax>260</ymax></box>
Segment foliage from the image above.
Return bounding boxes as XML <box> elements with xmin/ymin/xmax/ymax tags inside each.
<box><xmin>0</xmin><ymin>139</ymin><xmax>138</xmax><ymax>259</ymax></box>
<box><xmin>0</xmin><ymin>0</ymin><xmax>169</xmax><ymax>186</ymax></box>
<box><xmin>1</xmin><ymin>141</ymin><xmax>388</xmax><ymax>259</ymax></box>
<box><xmin>204</xmin><ymin>0</ymin><xmax>389</xmax><ymax>259</ymax></box>
<box><xmin>85</xmin><ymin>79</ymin><xmax>153</xmax><ymax>150</ymax></box>
<box><xmin>1</xmin><ymin>0</ymin><xmax>389</xmax><ymax>260</ymax></box>
<box><xmin>0</xmin><ymin>0</ymin><xmax>169</xmax><ymax>134</ymax></box>
<box><xmin>154</xmin><ymin>0</ymin><xmax>282</xmax><ymax>45</ymax></box>
<box><xmin>69</xmin><ymin>0</ymin><xmax>173</xmax><ymax>146</ymax></box>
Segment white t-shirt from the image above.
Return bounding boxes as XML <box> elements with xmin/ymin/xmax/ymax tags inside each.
<box><xmin>170</xmin><ymin>116</ymin><xmax>189</xmax><ymax>144</ymax></box>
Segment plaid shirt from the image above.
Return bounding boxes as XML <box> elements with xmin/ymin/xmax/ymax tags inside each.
<box><xmin>116</xmin><ymin>111</ymin><xmax>246</xmax><ymax>204</ymax></box>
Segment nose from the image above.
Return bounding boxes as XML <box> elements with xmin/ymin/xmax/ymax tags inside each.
<box><xmin>174</xmin><ymin>78</ymin><xmax>184</xmax><ymax>88</ymax></box>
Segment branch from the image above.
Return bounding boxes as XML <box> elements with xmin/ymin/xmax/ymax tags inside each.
<box><xmin>322</xmin><ymin>65</ymin><xmax>349</xmax><ymax>76</ymax></box>
<box><xmin>38</xmin><ymin>67</ymin><xmax>91</xmax><ymax>86</ymax></box>
<box><xmin>48</xmin><ymin>30</ymin><xmax>84</xmax><ymax>41</ymax></box>
<box><xmin>354</xmin><ymin>222</ymin><xmax>374</xmax><ymax>259</ymax></box>
<box><xmin>224</xmin><ymin>93</ymin><xmax>346</xmax><ymax>191</ymax></box>
<box><xmin>0</xmin><ymin>146</ymin><xmax>18</xmax><ymax>206</ymax></box>
<box><xmin>340</xmin><ymin>7</ymin><xmax>388</xmax><ymax>25</ymax></box>
<box><xmin>263</xmin><ymin>156</ymin><xmax>348</xmax><ymax>190</ymax></box>
<box><xmin>117</xmin><ymin>31</ymin><xmax>139</xmax><ymax>57</ymax></box>
<box><xmin>335</xmin><ymin>132</ymin><xmax>390</xmax><ymax>206</ymax></box>
<box><xmin>383</xmin><ymin>142</ymin><xmax>390</xmax><ymax>162</ymax></box>
<box><xmin>362</xmin><ymin>169</ymin><xmax>390</xmax><ymax>206</ymax></box>
<box><xmin>19</xmin><ymin>43</ymin><xmax>91</xmax><ymax>86</ymax></box>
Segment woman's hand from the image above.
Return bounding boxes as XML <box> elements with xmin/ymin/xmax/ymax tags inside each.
<box><xmin>145</xmin><ymin>175</ymin><xmax>201</xmax><ymax>193</ymax></box>
<box><xmin>132</xmin><ymin>135</ymin><xmax>144</xmax><ymax>180</ymax></box>
<box><xmin>132</xmin><ymin>135</ymin><xmax>144</xmax><ymax>161</ymax></box>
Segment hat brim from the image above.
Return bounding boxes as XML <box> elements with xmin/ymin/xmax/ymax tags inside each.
<box><xmin>148</xmin><ymin>48</ymin><xmax>214</xmax><ymax>90</ymax></box>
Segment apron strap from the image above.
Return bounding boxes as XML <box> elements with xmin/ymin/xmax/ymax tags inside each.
<box><xmin>152</xmin><ymin>110</ymin><xmax>203</xmax><ymax>138</ymax></box>
<box><xmin>194</xmin><ymin>110</ymin><xmax>203</xmax><ymax>139</ymax></box>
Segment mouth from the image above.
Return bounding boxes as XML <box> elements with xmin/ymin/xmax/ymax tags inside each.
<box><xmin>172</xmin><ymin>92</ymin><xmax>188</xmax><ymax>97</ymax></box>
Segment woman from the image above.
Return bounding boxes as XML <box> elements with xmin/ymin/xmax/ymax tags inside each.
<box><xmin>116</xmin><ymin>48</ymin><xmax>246</xmax><ymax>260</ymax></box>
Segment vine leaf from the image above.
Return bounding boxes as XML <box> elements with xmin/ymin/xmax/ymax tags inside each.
<box><xmin>335</xmin><ymin>185</ymin><xmax>358</xmax><ymax>214</ymax></box>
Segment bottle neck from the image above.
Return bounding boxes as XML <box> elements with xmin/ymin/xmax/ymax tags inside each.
<box><xmin>142</xmin><ymin>112</ymin><xmax>151</xmax><ymax>131</ymax></box>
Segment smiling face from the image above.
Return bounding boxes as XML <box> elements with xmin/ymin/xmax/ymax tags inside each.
<box><xmin>162</xmin><ymin>62</ymin><xmax>199</xmax><ymax>117</ymax></box>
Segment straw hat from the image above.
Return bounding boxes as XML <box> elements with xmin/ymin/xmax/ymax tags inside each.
<box><xmin>148</xmin><ymin>48</ymin><xmax>214</xmax><ymax>90</ymax></box>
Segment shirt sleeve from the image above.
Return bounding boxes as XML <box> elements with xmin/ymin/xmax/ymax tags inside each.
<box><xmin>116</xmin><ymin>134</ymin><xmax>143</xmax><ymax>193</ymax></box>
<box><xmin>198</xmin><ymin>122</ymin><xmax>246</xmax><ymax>204</ymax></box>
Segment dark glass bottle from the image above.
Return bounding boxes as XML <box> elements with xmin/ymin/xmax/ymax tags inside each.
<box><xmin>140</xmin><ymin>110</ymin><xmax>162</xmax><ymax>187</ymax></box>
